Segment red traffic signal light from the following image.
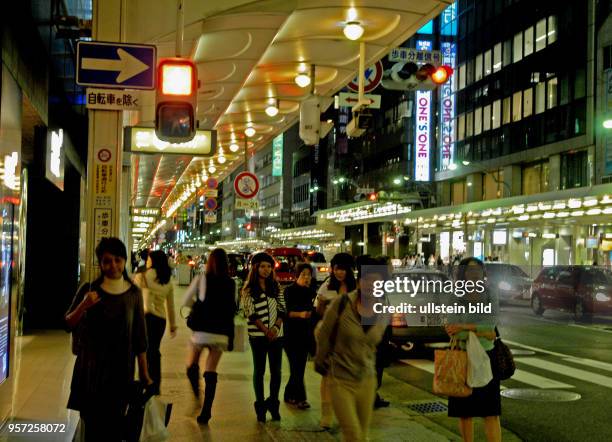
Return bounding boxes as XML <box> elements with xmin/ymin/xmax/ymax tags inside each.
<box><xmin>155</xmin><ymin>58</ymin><xmax>198</xmax><ymax>143</ymax></box>
<box><xmin>368</xmin><ymin>193</ymin><xmax>378</xmax><ymax>201</ymax></box>
<box><xmin>431</xmin><ymin>65</ymin><xmax>454</xmax><ymax>84</ymax></box>
<box><xmin>245</xmin><ymin>223</ymin><xmax>252</xmax><ymax>231</ymax></box>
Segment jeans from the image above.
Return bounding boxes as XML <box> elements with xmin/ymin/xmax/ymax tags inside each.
<box><xmin>284</xmin><ymin>339</ymin><xmax>308</xmax><ymax>402</ymax></box>
<box><xmin>145</xmin><ymin>313</ymin><xmax>166</xmax><ymax>392</ymax></box>
<box><xmin>249</xmin><ymin>337</ymin><xmax>283</xmax><ymax>402</ymax></box>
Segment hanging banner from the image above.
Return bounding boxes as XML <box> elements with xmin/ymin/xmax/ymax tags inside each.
<box><xmin>415</xmin><ymin>90</ymin><xmax>432</xmax><ymax>181</ymax></box>
<box><xmin>272</xmin><ymin>134</ymin><xmax>283</xmax><ymax>176</ymax></box>
<box><xmin>439</xmin><ymin>42</ymin><xmax>456</xmax><ymax>171</ymax></box>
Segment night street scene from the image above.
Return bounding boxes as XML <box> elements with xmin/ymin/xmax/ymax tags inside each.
<box><xmin>2</xmin><ymin>1</ymin><xmax>612</xmax><ymax>441</ymax></box>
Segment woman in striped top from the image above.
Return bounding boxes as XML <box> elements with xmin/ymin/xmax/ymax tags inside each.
<box><xmin>241</xmin><ymin>252</ymin><xmax>286</xmax><ymax>423</ymax></box>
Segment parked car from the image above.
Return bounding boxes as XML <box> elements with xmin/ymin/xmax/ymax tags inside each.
<box><xmin>388</xmin><ymin>269</ymin><xmax>451</xmax><ymax>350</ymax></box>
<box><xmin>485</xmin><ymin>263</ymin><xmax>532</xmax><ymax>304</ymax></box>
<box><xmin>304</xmin><ymin>251</ymin><xmax>330</xmax><ymax>285</ymax></box>
<box><xmin>264</xmin><ymin>247</ymin><xmax>304</xmax><ymax>285</ymax></box>
<box><xmin>531</xmin><ymin>266</ymin><xmax>612</xmax><ymax>321</ymax></box>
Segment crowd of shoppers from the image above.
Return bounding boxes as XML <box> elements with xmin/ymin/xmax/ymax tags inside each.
<box><xmin>67</xmin><ymin>238</ymin><xmax>501</xmax><ymax>442</ymax></box>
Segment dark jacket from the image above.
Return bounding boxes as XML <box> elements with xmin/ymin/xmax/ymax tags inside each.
<box><xmin>191</xmin><ymin>274</ymin><xmax>236</xmax><ymax>338</ymax></box>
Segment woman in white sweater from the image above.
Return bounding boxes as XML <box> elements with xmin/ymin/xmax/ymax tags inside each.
<box><xmin>134</xmin><ymin>250</ymin><xmax>177</xmax><ymax>395</ymax></box>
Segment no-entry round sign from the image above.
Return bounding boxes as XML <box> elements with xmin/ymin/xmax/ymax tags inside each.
<box><xmin>234</xmin><ymin>171</ymin><xmax>259</xmax><ymax>199</ymax></box>
<box><xmin>346</xmin><ymin>61</ymin><xmax>384</xmax><ymax>93</ymax></box>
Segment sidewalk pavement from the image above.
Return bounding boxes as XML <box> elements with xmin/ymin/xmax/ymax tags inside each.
<box><xmin>0</xmin><ymin>279</ymin><xmax>523</xmax><ymax>441</ymax></box>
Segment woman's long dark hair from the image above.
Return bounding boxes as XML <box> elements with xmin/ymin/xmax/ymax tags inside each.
<box><xmin>328</xmin><ymin>262</ymin><xmax>356</xmax><ymax>293</ymax></box>
<box><xmin>95</xmin><ymin>237</ymin><xmax>132</xmax><ymax>283</ymax></box>
<box><xmin>206</xmin><ymin>248</ymin><xmax>230</xmax><ymax>278</ymax></box>
<box><xmin>149</xmin><ymin>250</ymin><xmax>172</xmax><ymax>285</ymax></box>
<box><xmin>243</xmin><ymin>261</ymin><xmax>280</xmax><ymax>299</ymax></box>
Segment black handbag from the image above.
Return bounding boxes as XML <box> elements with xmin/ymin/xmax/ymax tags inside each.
<box><xmin>493</xmin><ymin>327</ymin><xmax>515</xmax><ymax>380</ymax></box>
<box><xmin>186</xmin><ymin>298</ymin><xmax>206</xmax><ymax>331</ymax></box>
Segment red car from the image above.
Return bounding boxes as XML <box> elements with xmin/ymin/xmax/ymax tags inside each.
<box><xmin>264</xmin><ymin>247</ymin><xmax>304</xmax><ymax>285</ymax></box>
<box><xmin>531</xmin><ymin>266</ymin><xmax>612</xmax><ymax>321</ymax></box>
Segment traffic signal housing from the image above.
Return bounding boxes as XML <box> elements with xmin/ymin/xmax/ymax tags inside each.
<box><xmin>381</xmin><ymin>62</ymin><xmax>453</xmax><ymax>91</ymax></box>
<box><xmin>155</xmin><ymin>58</ymin><xmax>198</xmax><ymax>143</ymax></box>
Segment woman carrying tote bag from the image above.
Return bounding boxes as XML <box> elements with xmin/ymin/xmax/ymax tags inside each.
<box><xmin>444</xmin><ymin>257</ymin><xmax>501</xmax><ymax>442</ymax></box>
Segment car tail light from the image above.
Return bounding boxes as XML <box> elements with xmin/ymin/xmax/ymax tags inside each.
<box><xmin>391</xmin><ymin>313</ymin><xmax>407</xmax><ymax>327</ymax></box>
<box><xmin>318</xmin><ymin>266</ymin><xmax>329</xmax><ymax>273</ymax></box>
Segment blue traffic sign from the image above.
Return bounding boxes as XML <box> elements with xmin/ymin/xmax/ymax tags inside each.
<box><xmin>76</xmin><ymin>41</ymin><xmax>156</xmax><ymax>90</ymax></box>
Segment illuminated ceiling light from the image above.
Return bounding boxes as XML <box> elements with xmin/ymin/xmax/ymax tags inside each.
<box><xmin>586</xmin><ymin>208</ymin><xmax>602</xmax><ymax>216</ymax></box>
<box><xmin>583</xmin><ymin>199</ymin><xmax>598</xmax><ymax>207</ymax></box>
<box><xmin>518</xmin><ymin>215</ymin><xmax>530</xmax><ymax>221</ymax></box>
<box><xmin>265</xmin><ymin>100</ymin><xmax>279</xmax><ymax>117</ymax></box>
<box><xmin>448</xmin><ymin>163</ymin><xmax>458</xmax><ymax>170</ymax></box>
<box><xmin>462</xmin><ymin>160</ymin><xmax>471</xmax><ymax>166</ymax></box>
<box><xmin>208</xmin><ymin>159</ymin><xmax>216</xmax><ymax>174</ymax></box>
<box><xmin>571</xmin><ymin>210</ymin><xmax>585</xmax><ymax>217</ymax></box>
<box><xmin>556</xmin><ymin>212</ymin><xmax>569</xmax><ymax>218</ymax></box>
<box><xmin>244</xmin><ymin>125</ymin><xmax>256</xmax><ymax>137</ymax></box>
<box><xmin>542</xmin><ymin>233</ymin><xmax>557</xmax><ymax>239</ymax></box>
<box><xmin>568</xmin><ymin>199</ymin><xmax>582</xmax><ymax>209</ymax></box>
<box><xmin>343</xmin><ymin>21</ymin><xmax>364</xmax><ymax>40</ymax></box>
<box><xmin>294</xmin><ymin>73</ymin><xmax>311</xmax><ymax>88</ymax></box>
<box><xmin>217</xmin><ymin>155</ymin><xmax>226</xmax><ymax>164</ymax></box>
<box><xmin>603</xmin><ymin>119</ymin><xmax>612</xmax><ymax>129</ymax></box>
<box><xmin>543</xmin><ymin>212</ymin><xmax>555</xmax><ymax>219</ymax></box>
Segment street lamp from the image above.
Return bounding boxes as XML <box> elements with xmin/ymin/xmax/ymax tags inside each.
<box><xmin>393</xmin><ymin>177</ymin><xmax>402</xmax><ymax>185</ymax></box>
<box><xmin>604</xmin><ymin>119</ymin><xmax>612</xmax><ymax>129</ymax></box>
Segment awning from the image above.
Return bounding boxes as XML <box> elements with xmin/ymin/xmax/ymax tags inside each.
<box><xmin>270</xmin><ymin>225</ymin><xmax>344</xmax><ymax>242</ymax></box>
<box><xmin>317</xmin><ymin>184</ymin><xmax>612</xmax><ymax>227</ymax></box>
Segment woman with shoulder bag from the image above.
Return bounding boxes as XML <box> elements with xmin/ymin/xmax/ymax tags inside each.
<box><xmin>314</xmin><ymin>256</ymin><xmax>389</xmax><ymax>442</ymax></box>
<box><xmin>240</xmin><ymin>252</ymin><xmax>286</xmax><ymax>423</ymax></box>
<box><xmin>314</xmin><ymin>252</ymin><xmax>356</xmax><ymax>429</ymax></box>
<box><xmin>445</xmin><ymin>257</ymin><xmax>501</xmax><ymax>442</ymax></box>
<box><xmin>65</xmin><ymin>238</ymin><xmax>153</xmax><ymax>442</ymax></box>
<box><xmin>182</xmin><ymin>248</ymin><xmax>236</xmax><ymax>425</ymax></box>
<box><xmin>133</xmin><ymin>250</ymin><xmax>177</xmax><ymax>396</ymax></box>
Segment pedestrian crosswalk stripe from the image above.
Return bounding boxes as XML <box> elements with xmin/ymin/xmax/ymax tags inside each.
<box><xmin>562</xmin><ymin>357</ymin><xmax>612</xmax><ymax>373</ymax></box>
<box><xmin>515</xmin><ymin>357</ymin><xmax>612</xmax><ymax>389</ymax></box>
<box><xmin>510</xmin><ymin>368</ymin><xmax>574</xmax><ymax>389</ymax></box>
<box><xmin>401</xmin><ymin>359</ymin><xmax>434</xmax><ymax>374</ymax></box>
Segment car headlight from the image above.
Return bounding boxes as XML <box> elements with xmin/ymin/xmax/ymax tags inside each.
<box><xmin>595</xmin><ymin>292</ymin><xmax>611</xmax><ymax>302</ymax></box>
<box><xmin>498</xmin><ymin>281</ymin><xmax>512</xmax><ymax>291</ymax></box>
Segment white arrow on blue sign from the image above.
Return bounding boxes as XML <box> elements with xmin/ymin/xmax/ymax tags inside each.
<box><xmin>76</xmin><ymin>41</ymin><xmax>156</xmax><ymax>90</ymax></box>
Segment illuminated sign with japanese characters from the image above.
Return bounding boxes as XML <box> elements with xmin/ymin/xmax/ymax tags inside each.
<box><xmin>45</xmin><ymin>129</ymin><xmax>65</xmax><ymax>191</ymax></box>
<box><xmin>415</xmin><ymin>91</ymin><xmax>431</xmax><ymax>181</ymax></box>
<box><xmin>124</xmin><ymin>127</ymin><xmax>216</xmax><ymax>156</ymax></box>
<box><xmin>272</xmin><ymin>134</ymin><xmax>283</xmax><ymax>177</ymax></box>
<box><xmin>439</xmin><ymin>42</ymin><xmax>456</xmax><ymax>170</ymax></box>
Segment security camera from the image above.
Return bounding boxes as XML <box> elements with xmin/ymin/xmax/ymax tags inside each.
<box><xmin>299</xmin><ymin>95</ymin><xmax>322</xmax><ymax>145</ymax></box>
<box><xmin>346</xmin><ymin>109</ymin><xmax>373</xmax><ymax>138</ymax></box>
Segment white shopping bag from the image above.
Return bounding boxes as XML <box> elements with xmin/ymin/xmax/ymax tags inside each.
<box><xmin>232</xmin><ymin>316</ymin><xmax>248</xmax><ymax>352</ymax></box>
<box><xmin>466</xmin><ymin>331</ymin><xmax>493</xmax><ymax>388</ymax></box>
<box><xmin>140</xmin><ymin>397</ymin><xmax>171</xmax><ymax>442</ymax></box>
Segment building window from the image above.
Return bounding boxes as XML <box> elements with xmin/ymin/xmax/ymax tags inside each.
<box><xmin>474</xmin><ymin>107</ymin><xmax>483</xmax><ymax>135</ymax></box>
<box><xmin>492</xmin><ymin>99</ymin><xmax>501</xmax><ymax>129</ymax></box>
<box><xmin>535</xmin><ymin>82</ymin><xmax>546</xmax><ymax>114</ymax></box>
<box><xmin>483</xmin><ymin>105</ymin><xmax>491</xmax><ymax>132</ymax></box>
<box><xmin>484</xmin><ymin>49</ymin><xmax>492</xmax><ymax>77</ymax></box>
<box><xmin>458</xmin><ymin>64</ymin><xmax>466</xmax><ymax>90</ymax></box>
<box><xmin>512</xmin><ymin>91</ymin><xmax>522</xmax><ymax>122</ymax></box>
<box><xmin>523</xmin><ymin>162</ymin><xmax>550</xmax><ymax>195</ymax></box>
<box><xmin>574</xmin><ymin>69</ymin><xmax>586</xmax><ymax>100</ymax></box>
<box><xmin>548</xmin><ymin>16</ymin><xmax>557</xmax><ymax>44</ymax></box>
<box><xmin>484</xmin><ymin>170</ymin><xmax>503</xmax><ymax>200</ymax></box>
<box><xmin>502</xmin><ymin>97</ymin><xmax>511</xmax><ymax>125</ymax></box>
<box><xmin>458</xmin><ymin>114</ymin><xmax>466</xmax><ymax>141</ymax></box>
<box><xmin>466</xmin><ymin>112</ymin><xmax>474</xmax><ymax>137</ymax></box>
<box><xmin>493</xmin><ymin>43</ymin><xmax>502</xmax><ymax>72</ymax></box>
<box><xmin>503</xmin><ymin>39</ymin><xmax>512</xmax><ymax>67</ymax></box>
<box><xmin>561</xmin><ymin>151</ymin><xmax>588</xmax><ymax>189</ymax></box>
<box><xmin>535</xmin><ymin>18</ymin><xmax>546</xmax><ymax>51</ymax></box>
<box><xmin>513</xmin><ymin>32</ymin><xmax>522</xmax><ymax>63</ymax></box>
<box><xmin>524</xmin><ymin>26</ymin><xmax>534</xmax><ymax>57</ymax></box>
<box><xmin>452</xmin><ymin>180</ymin><xmax>466</xmax><ymax>205</ymax></box>
<box><xmin>475</xmin><ymin>54</ymin><xmax>483</xmax><ymax>82</ymax></box>
<box><xmin>547</xmin><ymin>77</ymin><xmax>558</xmax><ymax>109</ymax></box>
<box><xmin>523</xmin><ymin>87</ymin><xmax>533</xmax><ymax>118</ymax></box>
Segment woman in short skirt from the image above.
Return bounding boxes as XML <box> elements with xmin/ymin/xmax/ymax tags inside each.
<box><xmin>445</xmin><ymin>257</ymin><xmax>501</xmax><ymax>442</ymax></box>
